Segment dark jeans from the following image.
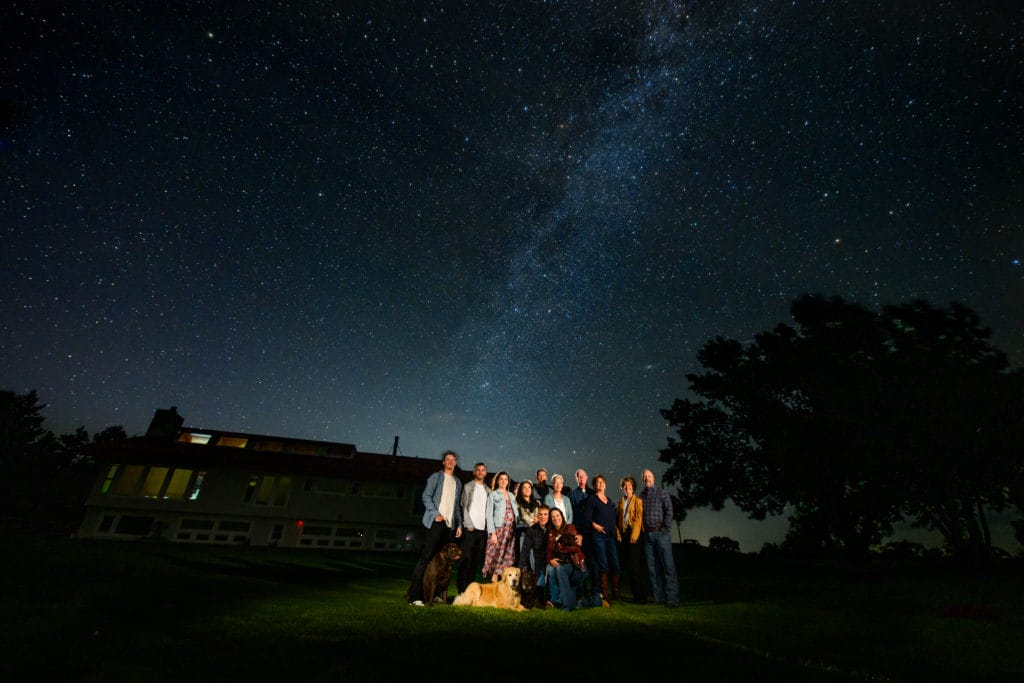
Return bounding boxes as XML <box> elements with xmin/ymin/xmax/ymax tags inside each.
<box><xmin>579</xmin><ymin>532</ymin><xmax>595</xmax><ymax>594</ymax></box>
<box><xmin>619</xmin><ymin>538</ymin><xmax>649</xmax><ymax>603</ymax></box>
<box><xmin>457</xmin><ymin>528</ymin><xmax>488</xmax><ymax>593</ymax></box>
<box><xmin>643</xmin><ymin>530</ymin><xmax>679</xmax><ymax>605</ymax></box>
<box><xmin>408</xmin><ymin>520</ymin><xmax>454</xmax><ymax>602</ymax></box>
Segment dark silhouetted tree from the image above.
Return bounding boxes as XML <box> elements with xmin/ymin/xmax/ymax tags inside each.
<box><xmin>708</xmin><ymin>536</ymin><xmax>740</xmax><ymax>553</ymax></box>
<box><xmin>1</xmin><ymin>390</ymin><xmax>128</xmax><ymax>532</ymax></box>
<box><xmin>659</xmin><ymin>295</ymin><xmax>1024</xmax><ymax>564</ymax></box>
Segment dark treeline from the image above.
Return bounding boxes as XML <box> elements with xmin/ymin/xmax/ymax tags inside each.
<box><xmin>659</xmin><ymin>295</ymin><xmax>1024</xmax><ymax>568</ymax></box>
<box><xmin>0</xmin><ymin>390</ymin><xmax>126</xmax><ymax>533</ymax></box>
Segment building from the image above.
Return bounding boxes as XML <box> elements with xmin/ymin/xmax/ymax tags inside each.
<box><xmin>76</xmin><ymin>407</ymin><xmax>470</xmax><ymax>551</ymax></box>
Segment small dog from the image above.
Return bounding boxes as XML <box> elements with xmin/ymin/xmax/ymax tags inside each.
<box><xmin>517</xmin><ymin>568</ymin><xmax>543</xmax><ymax>610</ymax></box>
<box><xmin>410</xmin><ymin>542</ymin><xmax>463</xmax><ymax>605</ymax></box>
<box><xmin>452</xmin><ymin>566</ymin><xmax>527</xmax><ymax>610</ymax></box>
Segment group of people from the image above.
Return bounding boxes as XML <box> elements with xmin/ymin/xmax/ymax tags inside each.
<box><xmin>406</xmin><ymin>450</ymin><xmax>680</xmax><ymax>611</ymax></box>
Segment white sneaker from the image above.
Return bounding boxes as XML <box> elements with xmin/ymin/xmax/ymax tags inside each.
<box><xmin>410</xmin><ymin>600</ymin><xmax>424</xmax><ymax>606</ymax></box>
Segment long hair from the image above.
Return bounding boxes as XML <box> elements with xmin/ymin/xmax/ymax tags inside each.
<box><xmin>490</xmin><ymin>471</ymin><xmax>510</xmax><ymax>491</ymax></box>
<box><xmin>516</xmin><ymin>480</ymin><xmax>538</xmax><ymax>511</ymax></box>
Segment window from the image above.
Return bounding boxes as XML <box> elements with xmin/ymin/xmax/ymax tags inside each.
<box><xmin>188</xmin><ymin>471</ymin><xmax>206</xmax><ymax>500</ymax></box>
<box><xmin>111</xmin><ymin>465</ymin><xmax>145</xmax><ymax>496</ymax></box>
<box><xmin>105</xmin><ymin>466</ymin><xmax>200</xmax><ymax>500</ymax></box>
<box><xmin>140</xmin><ymin>467</ymin><xmax>170</xmax><ymax>497</ymax></box>
<box><xmin>178</xmin><ymin>432</ymin><xmax>212</xmax><ymax>445</ymax></box>
<box><xmin>100</xmin><ymin>465</ymin><xmax>118</xmax><ymax>494</ymax></box>
<box><xmin>217</xmin><ymin>436</ymin><xmax>247</xmax><ymax>448</ymax></box>
<box><xmin>180</xmin><ymin>519</ymin><xmax>215</xmax><ymax>530</ymax></box>
<box><xmin>114</xmin><ymin>516</ymin><xmax>154</xmax><ymax>535</ymax></box>
<box><xmin>244</xmin><ymin>475</ymin><xmax>292</xmax><ymax>507</ymax></box>
<box><xmin>361</xmin><ymin>482</ymin><xmax>396</xmax><ymax>498</ymax></box>
<box><xmin>164</xmin><ymin>469</ymin><xmax>192</xmax><ymax>499</ymax></box>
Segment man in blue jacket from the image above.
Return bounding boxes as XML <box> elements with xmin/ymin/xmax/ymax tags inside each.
<box><xmin>407</xmin><ymin>450</ymin><xmax>463</xmax><ymax>606</ymax></box>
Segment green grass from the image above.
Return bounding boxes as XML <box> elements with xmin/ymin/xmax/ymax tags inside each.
<box><xmin>0</xmin><ymin>536</ymin><xmax>1020</xmax><ymax>681</ymax></box>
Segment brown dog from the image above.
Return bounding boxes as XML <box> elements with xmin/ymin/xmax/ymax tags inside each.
<box><xmin>452</xmin><ymin>566</ymin><xmax>527</xmax><ymax>610</ymax></box>
<box><xmin>421</xmin><ymin>542</ymin><xmax>463</xmax><ymax>605</ymax></box>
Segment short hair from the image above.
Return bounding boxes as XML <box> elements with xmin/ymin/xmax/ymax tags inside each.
<box><xmin>536</xmin><ymin>504</ymin><xmax>550</xmax><ymax>513</ymax></box>
<box><xmin>620</xmin><ymin>476</ymin><xmax>637</xmax><ymax>490</ymax></box>
<box><xmin>473</xmin><ymin>462</ymin><xmax>486</xmax><ymax>469</ymax></box>
<box><xmin>536</xmin><ymin>468</ymin><xmax>547</xmax><ymax>476</ymax></box>
<box><xmin>441</xmin><ymin>450</ymin><xmax>458</xmax><ymax>463</ymax></box>
<box><xmin>552</xmin><ymin>473</ymin><xmax>564</xmax><ymax>485</ymax></box>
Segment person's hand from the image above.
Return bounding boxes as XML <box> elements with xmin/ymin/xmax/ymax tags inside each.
<box><xmin>593</xmin><ymin>523</ymin><xmax>605</xmax><ymax>534</ymax></box>
<box><xmin>455</xmin><ymin>527</ymin><xmax>463</xmax><ymax>538</ymax></box>
<box><xmin>575</xmin><ymin>534</ymin><xmax>583</xmax><ymax>544</ymax></box>
<box><xmin>434</xmin><ymin>514</ymin><xmax>444</xmax><ymax>523</ymax></box>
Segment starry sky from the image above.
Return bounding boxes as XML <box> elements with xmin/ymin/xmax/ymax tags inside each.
<box><xmin>2</xmin><ymin>1</ymin><xmax>1021</xmax><ymax>551</ymax></box>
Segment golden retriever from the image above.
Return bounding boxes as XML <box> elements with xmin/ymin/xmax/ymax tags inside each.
<box><xmin>452</xmin><ymin>566</ymin><xmax>528</xmax><ymax>610</ymax></box>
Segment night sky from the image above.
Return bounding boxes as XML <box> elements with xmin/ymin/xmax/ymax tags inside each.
<box><xmin>2</xmin><ymin>1</ymin><xmax>1021</xmax><ymax>550</ymax></box>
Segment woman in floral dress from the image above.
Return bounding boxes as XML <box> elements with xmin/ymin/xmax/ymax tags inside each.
<box><xmin>482</xmin><ymin>471</ymin><xmax>518</xmax><ymax>579</ymax></box>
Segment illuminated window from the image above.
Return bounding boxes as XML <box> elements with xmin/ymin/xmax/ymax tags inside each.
<box><xmin>164</xmin><ymin>469</ymin><xmax>193</xmax><ymax>499</ymax></box>
<box><xmin>111</xmin><ymin>465</ymin><xmax>145</xmax><ymax>496</ymax></box>
<box><xmin>100</xmin><ymin>465</ymin><xmax>119</xmax><ymax>494</ymax></box>
<box><xmin>178</xmin><ymin>432</ymin><xmax>212</xmax><ymax>445</ymax></box>
<box><xmin>140</xmin><ymin>466</ymin><xmax>170</xmax><ymax>497</ymax></box>
<box><xmin>217</xmin><ymin>436</ymin><xmax>248</xmax><ymax>448</ymax></box>
<box><xmin>273</xmin><ymin>477</ymin><xmax>292</xmax><ymax>506</ymax></box>
<box><xmin>255</xmin><ymin>477</ymin><xmax>275</xmax><ymax>505</ymax></box>
<box><xmin>188</xmin><ymin>470</ymin><xmax>206</xmax><ymax>500</ymax></box>
<box><xmin>244</xmin><ymin>475</ymin><xmax>292</xmax><ymax>507</ymax></box>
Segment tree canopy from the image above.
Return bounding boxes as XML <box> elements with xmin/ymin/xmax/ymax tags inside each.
<box><xmin>659</xmin><ymin>295</ymin><xmax>1024</xmax><ymax>562</ymax></box>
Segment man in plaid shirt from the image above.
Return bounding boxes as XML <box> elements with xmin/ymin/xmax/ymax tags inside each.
<box><xmin>639</xmin><ymin>468</ymin><xmax>679</xmax><ymax>608</ymax></box>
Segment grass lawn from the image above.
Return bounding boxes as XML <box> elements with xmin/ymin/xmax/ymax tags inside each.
<box><xmin>0</xmin><ymin>535</ymin><xmax>1020</xmax><ymax>681</ymax></box>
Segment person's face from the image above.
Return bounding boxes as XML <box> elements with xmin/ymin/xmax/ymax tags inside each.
<box><xmin>537</xmin><ymin>471</ymin><xmax>547</xmax><ymax>484</ymax></box>
<box><xmin>622</xmin><ymin>480</ymin><xmax>634</xmax><ymax>496</ymax></box>
<box><xmin>576</xmin><ymin>470</ymin><xmax>588</xmax><ymax>487</ymax></box>
<box><xmin>497</xmin><ymin>473</ymin><xmax>509</xmax><ymax>489</ymax></box>
<box><xmin>520</xmin><ymin>481</ymin><xmax>532</xmax><ymax>497</ymax></box>
<box><xmin>474</xmin><ymin>464</ymin><xmax>487</xmax><ymax>481</ymax></box>
<box><xmin>642</xmin><ymin>470</ymin><xmax>654</xmax><ymax>488</ymax></box>
<box><xmin>595</xmin><ymin>478</ymin><xmax>606</xmax><ymax>493</ymax></box>
<box><xmin>535</xmin><ymin>509</ymin><xmax>550</xmax><ymax>526</ymax></box>
<box><xmin>550</xmin><ymin>509</ymin><xmax>563</xmax><ymax>527</ymax></box>
<box><xmin>553</xmin><ymin>476</ymin><xmax>563</xmax><ymax>492</ymax></box>
<box><xmin>443</xmin><ymin>454</ymin><xmax>457</xmax><ymax>470</ymax></box>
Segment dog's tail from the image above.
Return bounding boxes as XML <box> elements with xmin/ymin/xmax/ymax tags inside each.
<box><xmin>452</xmin><ymin>591</ymin><xmax>471</xmax><ymax>606</ymax></box>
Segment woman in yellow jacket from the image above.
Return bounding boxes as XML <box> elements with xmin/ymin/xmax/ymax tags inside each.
<box><xmin>615</xmin><ymin>476</ymin><xmax>648</xmax><ymax>604</ymax></box>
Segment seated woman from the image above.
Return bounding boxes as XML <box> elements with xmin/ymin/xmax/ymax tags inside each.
<box><xmin>545</xmin><ymin>507</ymin><xmax>605</xmax><ymax>611</ymax></box>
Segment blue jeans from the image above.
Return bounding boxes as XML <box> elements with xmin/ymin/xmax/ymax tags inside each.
<box><xmin>643</xmin><ymin>530</ymin><xmax>679</xmax><ymax>605</ymax></box>
<box><xmin>553</xmin><ymin>563</ymin><xmax>589</xmax><ymax>610</ymax></box>
<box><xmin>544</xmin><ymin>564</ymin><xmax>560</xmax><ymax>604</ymax></box>
<box><xmin>591</xmin><ymin>532</ymin><xmax>621</xmax><ymax>575</ymax></box>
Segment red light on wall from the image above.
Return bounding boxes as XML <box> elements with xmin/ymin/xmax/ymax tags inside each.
<box><xmin>297</xmin><ymin>520</ymin><xmax>304</xmax><ymax>527</ymax></box>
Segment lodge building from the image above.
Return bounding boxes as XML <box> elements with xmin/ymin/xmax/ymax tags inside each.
<box><xmin>75</xmin><ymin>407</ymin><xmax>469</xmax><ymax>551</ymax></box>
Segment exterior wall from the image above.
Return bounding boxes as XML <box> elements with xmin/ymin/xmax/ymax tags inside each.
<box><xmin>77</xmin><ymin>459</ymin><xmax>428</xmax><ymax>551</ymax></box>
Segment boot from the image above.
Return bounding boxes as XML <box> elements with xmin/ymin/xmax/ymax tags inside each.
<box><xmin>599</xmin><ymin>572</ymin><xmax>609</xmax><ymax>601</ymax></box>
<box><xmin>611</xmin><ymin>574</ymin><xmax>620</xmax><ymax>600</ymax></box>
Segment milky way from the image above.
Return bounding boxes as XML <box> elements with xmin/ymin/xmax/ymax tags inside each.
<box><xmin>2</xmin><ymin>1</ymin><xmax>1020</xmax><ymax>549</ymax></box>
